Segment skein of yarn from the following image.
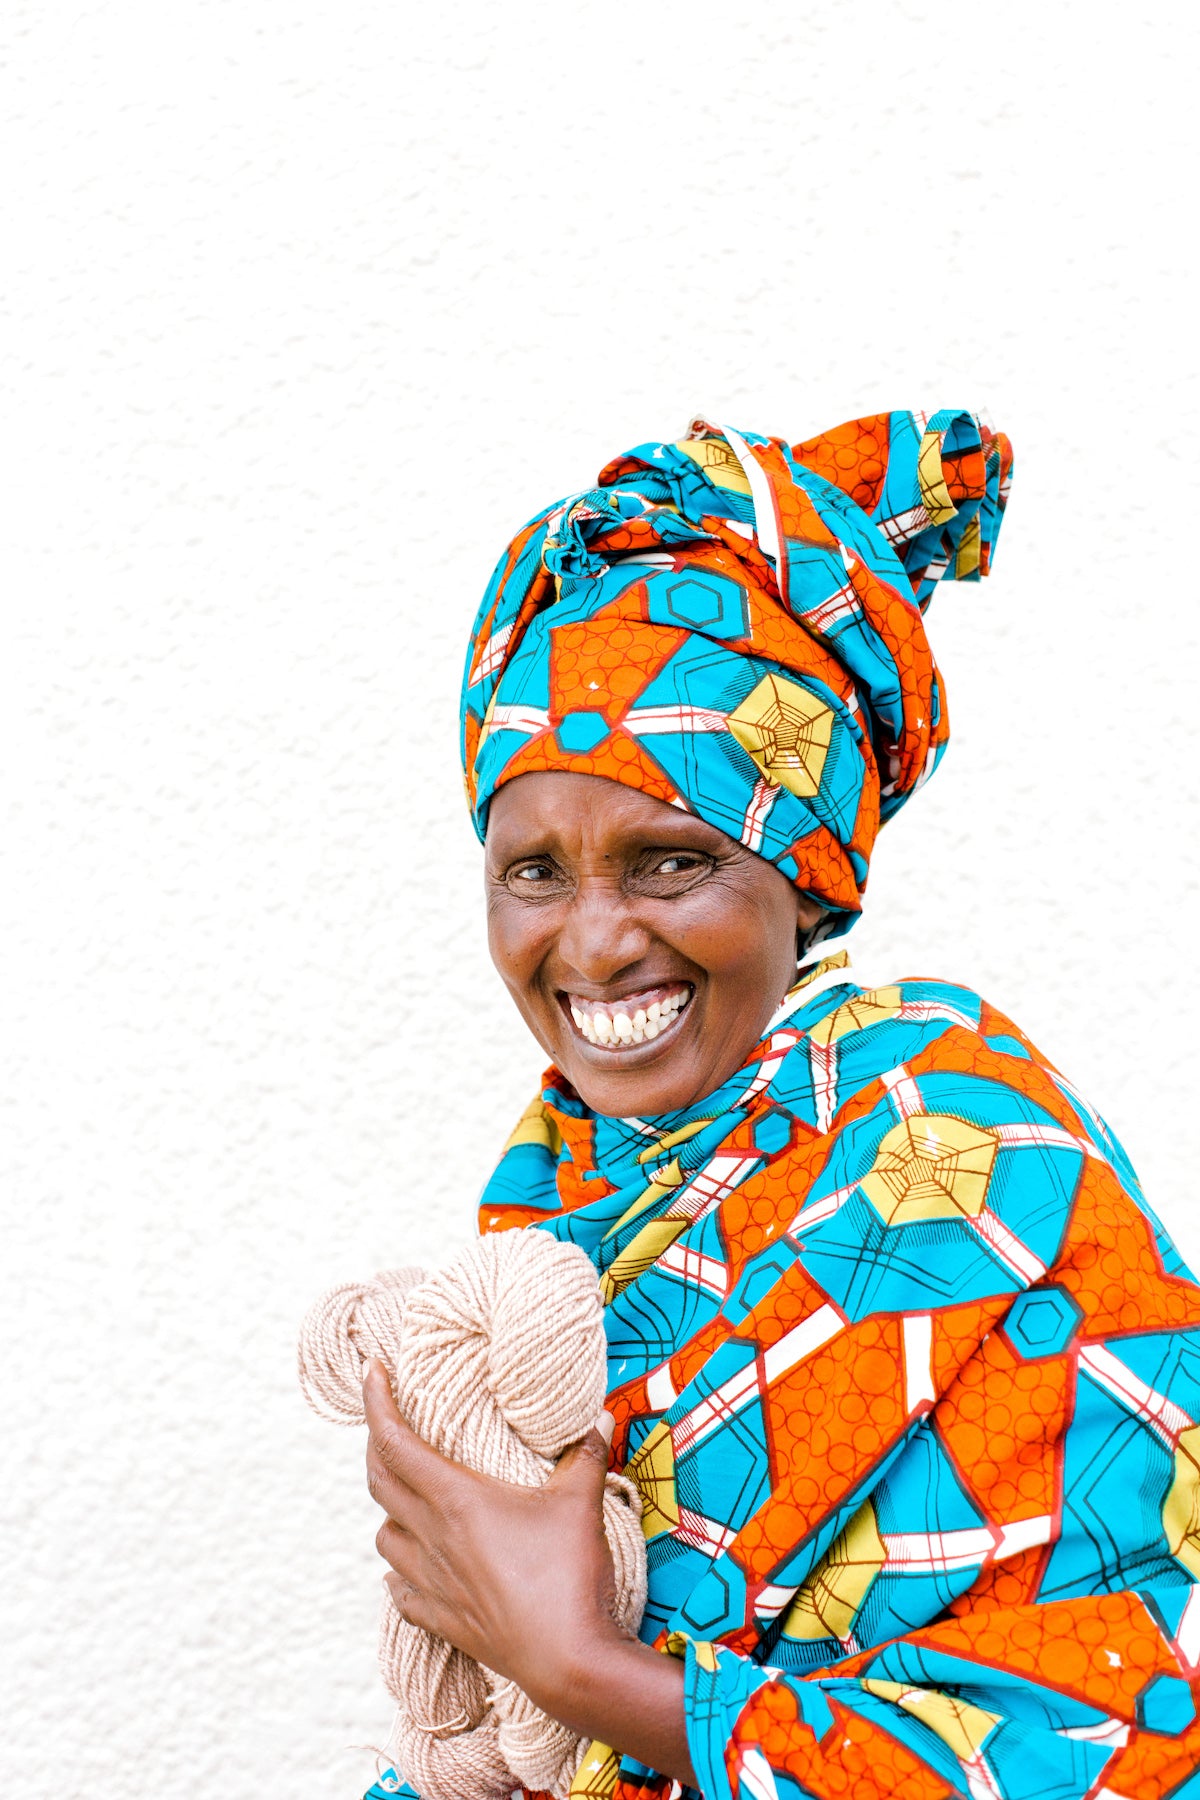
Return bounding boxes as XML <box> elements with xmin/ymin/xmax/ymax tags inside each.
<box><xmin>298</xmin><ymin>1230</ymin><xmax>647</xmax><ymax>1800</ymax></box>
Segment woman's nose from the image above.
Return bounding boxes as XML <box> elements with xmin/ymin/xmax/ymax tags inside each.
<box><xmin>555</xmin><ymin>883</ymin><xmax>650</xmax><ymax>985</ymax></box>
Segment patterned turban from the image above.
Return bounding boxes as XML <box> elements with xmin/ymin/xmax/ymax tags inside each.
<box><xmin>460</xmin><ymin>410</ymin><xmax>1012</xmax><ymax>936</ymax></box>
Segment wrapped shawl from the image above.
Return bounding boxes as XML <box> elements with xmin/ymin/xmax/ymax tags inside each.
<box><xmin>369</xmin><ymin>416</ymin><xmax>1200</xmax><ymax>1799</ymax></box>
<box><xmin>472</xmin><ymin>959</ymin><xmax>1200</xmax><ymax>1800</ymax></box>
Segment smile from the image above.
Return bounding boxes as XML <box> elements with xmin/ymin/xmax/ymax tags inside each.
<box><xmin>562</xmin><ymin>983</ymin><xmax>694</xmax><ymax>1051</ymax></box>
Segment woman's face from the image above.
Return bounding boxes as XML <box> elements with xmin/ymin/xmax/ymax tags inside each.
<box><xmin>485</xmin><ymin>771</ymin><xmax>823</xmax><ymax>1118</ymax></box>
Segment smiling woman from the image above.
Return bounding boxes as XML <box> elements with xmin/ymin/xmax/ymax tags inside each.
<box><xmin>485</xmin><ymin>772</ymin><xmax>824</xmax><ymax>1119</ymax></box>
<box><xmin>357</xmin><ymin>415</ymin><xmax>1200</xmax><ymax>1800</ymax></box>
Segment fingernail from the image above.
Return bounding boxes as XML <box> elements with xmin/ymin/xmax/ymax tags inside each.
<box><xmin>596</xmin><ymin>1410</ymin><xmax>615</xmax><ymax>1445</ymax></box>
<box><xmin>362</xmin><ymin>1357</ymin><xmax>378</xmax><ymax>1385</ymax></box>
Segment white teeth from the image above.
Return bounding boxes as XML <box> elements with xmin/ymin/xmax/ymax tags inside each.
<box><xmin>568</xmin><ymin>986</ymin><xmax>692</xmax><ymax>1050</ymax></box>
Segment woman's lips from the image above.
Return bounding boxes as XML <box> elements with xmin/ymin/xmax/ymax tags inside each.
<box><xmin>560</xmin><ymin>982</ymin><xmax>694</xmax><ymax>1051</ymax></box>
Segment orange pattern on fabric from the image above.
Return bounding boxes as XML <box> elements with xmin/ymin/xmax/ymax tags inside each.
<box><xmin>936</xmin><ymin>1326</ymin><xmax>1072</xmax><ymax>1523</ymax></box>
<box><xmin>793</xmin><ymin>414</ymin><xmax>895</xmax><ymax>517</ymax></box>
<box><xmin>549</xmin><ymin>605</ymin><xmax>689</xmax><ymax>727</ymax></box>
<box><xmin>731</xmin><ymin>1688</ymin><xmax>957</xmax><ymax>1800</ymax></box>
<box><xmin>468</xmin><ymin>965</ymin><xmax>1200</xmax><ymax>1800</ymax></box>
<box><xmin>461</xmin><ymin>410</ymin><xmax>1012</xmax><ymax>927</ymax></box>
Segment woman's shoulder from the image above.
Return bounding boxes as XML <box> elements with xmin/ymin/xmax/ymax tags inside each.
<box><xmin>783</xmin><ymin>969</ymin><xmax>1120</xmax><ymax>1163</ymax></box>
<box><xmin>774</xmin><ymin>971</ymin><xmax>1200</xmax><ymax>1301</ymax></box>
<box><xmin>798</xmin><ymin>969</ymin><xmax>1050</xmax><ymax>1072</ymax></box>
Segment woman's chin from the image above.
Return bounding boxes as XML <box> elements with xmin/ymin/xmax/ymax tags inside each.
<box><xmin>554</xmin><ymin>1021</ymin><xmax>714</xmax><ymax>1118</ymax></box>
<box><xmin>569</xmin><ymin>1062</ymin><xmax>703</xmax><ymax>1119</ymax></box>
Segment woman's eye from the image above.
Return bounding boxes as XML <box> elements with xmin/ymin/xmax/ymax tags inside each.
<box><xmin>652</xmin><ymin>852</ymin><xmax>708</xmax><ymax>876</ymax></box>
<box><xmin>510</xmin><ymin>862</ymin><xmax>555</xmax><ymax>885</ymax></box>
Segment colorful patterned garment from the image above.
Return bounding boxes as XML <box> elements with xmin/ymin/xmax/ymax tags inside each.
<box><xmin>367</xmin><ymin>417</ymin><xmax>1200</xmax><ymax>1799</ymax></box>
<box><xmin>473</xmin><ymin>955</ymin><xmax>1200</xmax><ymax>1800</ymax></box>
<box><xmin>461</xmin><ymin>411</ymin><xmax>1013</xmax><ymax>932</ymax></box>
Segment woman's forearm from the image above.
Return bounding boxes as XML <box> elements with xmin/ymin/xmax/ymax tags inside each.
<box><xmin>535</xmin><ymin>1631</ymin><xmax>697</xmax><ymax>1789</ymax></box>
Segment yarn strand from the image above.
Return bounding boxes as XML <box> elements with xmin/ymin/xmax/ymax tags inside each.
<box><xmin>299</xmin><ymin>1230</ymin><xmax>647</xmax><ymax>1800</ymax></box>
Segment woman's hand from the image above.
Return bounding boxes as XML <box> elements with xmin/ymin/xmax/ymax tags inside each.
<box><xmin>362</xmin><ymin>1360</ymin><xmax>696</xmax><ymax>1786</ymax></box>
<box><xmin>363</xmin><ymin>1357</ymin><xmax>619</xmax><ymax>1708</ymax></box>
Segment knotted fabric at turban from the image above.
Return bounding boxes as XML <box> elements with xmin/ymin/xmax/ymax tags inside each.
<box><xmin>460</xmin><ymin>410</ymin><xmax>1013</xmax><ymax>929</ymax></box>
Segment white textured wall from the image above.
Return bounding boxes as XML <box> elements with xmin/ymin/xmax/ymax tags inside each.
<box><xmin>4</xmin><ymin>3</ymin><xmax>1199</xmax><ymax>1794</ymax></box>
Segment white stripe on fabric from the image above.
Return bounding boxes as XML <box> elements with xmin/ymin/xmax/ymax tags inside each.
<box><xmin>644</xmin><ymin>1362</ymin><xmax>678</xmax><ymax>1412</ymax></box>
<box><xmin>754</xmin><ymin>1582</ymin><xmax>798</xmax><ymax>1622</ymax></box>
<box><xmin>657</xmin><ymin>1240</ymin><xmax>728</xmax><ymax>1300</ymax></box>
<box><xmin>626</xmin><ymin>704</ymin><xmax>727</xmax><ymax>734</ymax></box>
<box><xmin>741</xmin><ymin>776</ymin><xmax>779</xmax><ymax>852</ymax></box>
<box><xmin>969</xmin><ymin>1209</ymin><xmax>1047</xmax><ymax>1284</ymax></box>
<box><xmin>739</xmin><ymin>1747</ymin><xmax>780</xmax><ymax>1800</ymax></box>
<box><xmin>671</xmin><ymin>1360</ymin><xmax>762</xmax><ymax>1456</ymax></box>
<box><xmin>902</xmin><ymin>1313</ymin><xmax>936</xmax><ymax>1412</ymax></box>
<box><xmin>483</xmin><ymin>702</ymin><xmax>550</xmax><ymax>736</ymax></box>
<box><xmin>675</xmin><ymin>1507</ymin><xmax>739</xmax><ymax>1558</ymax></box>
<box><xmin>882</xmin><ymin>1064</ymin><xmax>924</xmax><ymax>1120</ymax></box>
<box><xmin>1079</xmin><ymin>1345</ymin><xmax>1193</xmax><ymax>1447</ymax></box>
<box><xmin>1174</xmin><ymin>1586</ymin><xmax>1200</xmax><ymax>1669</ymax></box>
<box><xmin>811</xmin><ymin>1038</ymin><xmax>839</xmax><ymax>1135</ymax></box>
<box><xmin>669</xmin><ymin>1152</ymin><xmax>762</xmax><ymax>1224</ymax></box>
<box><xmin>994</xmin><ymin>1515</ymin><xmax>1054</xmax><ymax>1557</ymax></box>
<box><xmin>761</xmin><ymin>1303</ymin><xmax>845</xmax><ymax>1384</ymax></box>
<box><xmin>720</xmin><ymin>425</ymin><xmax>786</xmax><ymax>597</ymax></box>
<box><xmin>881</xmin><ymin>1526</ymin><xmax>994</xmax><ymax>1572</ymax></box>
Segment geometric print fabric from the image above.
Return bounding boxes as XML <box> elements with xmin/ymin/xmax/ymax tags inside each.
<box><xmin>369</xmin><ymin>410</ymin><xmax>1200</xmax><ymax>1800</ymax></box>
<box><xmin>458</xmin><ymin>961</ymin><xmax>1200</xmax><ymax>1800</ymax></box>
<box><xmin>460</xmin><ymin>412</ymin><xmax>1014</xmax><ymax>931</ymax></box>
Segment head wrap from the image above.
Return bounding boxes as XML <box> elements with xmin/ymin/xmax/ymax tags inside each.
<box><xmin>460</xmin><ymin>409</ymin><xmax>1012</xmax><ymax>936</ymax></box>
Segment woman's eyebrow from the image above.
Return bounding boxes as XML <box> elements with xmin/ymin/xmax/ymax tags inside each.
<box><xmin>630</xmin><ymin>838</ymin><xmax>717</xmax><ymax>854</ymax></box>
<box><xmin>486</xmin><ymin>815</ymin><xmax>730</xmax><ymax>862</ymax></box>
<box><xmin>486</xmin><ymin>837</ymin><xmax>576</xmax><ymax>871</ymax></box>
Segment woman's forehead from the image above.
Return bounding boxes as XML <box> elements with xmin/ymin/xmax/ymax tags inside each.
<box><xmin>486</xmin><ymin>771</ymin><xmax>732</xmax><ymax>853</ymax></box>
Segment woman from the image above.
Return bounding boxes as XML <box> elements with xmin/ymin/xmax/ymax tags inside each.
<box><xmin>361</xmin><ymin>413</ymin><xmax>1200</xmax><ymax>1800</ymax></box>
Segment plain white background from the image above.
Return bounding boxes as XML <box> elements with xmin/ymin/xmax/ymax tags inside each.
<box><xmin>4</xmin><ymin>3</ymin><xmax>1199</xmax><ymax>1795</ymax></box>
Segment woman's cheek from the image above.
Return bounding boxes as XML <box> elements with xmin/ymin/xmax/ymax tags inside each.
<box><xmin>684</xmin><ymin>900</ymin><xmax>775</xmax><ymax>979</ymax></box>
<box><xmin>489</xmin><ymin>902</ymin><xmax>539</xmax><ymax>982</ymax></box>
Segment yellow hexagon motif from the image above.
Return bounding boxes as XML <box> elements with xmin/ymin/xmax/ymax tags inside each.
<box><xmin>860</xmin><ymin>1112</ymin><xmax>1000</xmax><ymax>1227</ymax></box>
<box><xmin>727</xmin><ymin>673</ymin><xmax>835</xmax><ymax>798</ymax></box>
<box><xmin>860</xmin><ymin>1680</ymin><xmax>1001</xmax><ymax>1760</ymax></box>
<box><xmin>675</xmin><ymin>435</ymin><xmax>753</xmax><ymax>495</ymax></box>
<box><xmin>625</xmin><ymin>1421</ymin><xmax>680</xmax><ymax>1541</ymax></box>
<box><xmin>809</xmin><ymin>986</ymin><xmax>904</xmax><ymax>1047</ymax></box>
<box><xmin>781</xmin><ymin>1500</ymin><xmax>887</xmax><ymax>1642</ymax></box>
<box><xmin>1164</xmin><ymin>1423</ymin><xmax>1200</xmax><ymax>1578</ymax></box>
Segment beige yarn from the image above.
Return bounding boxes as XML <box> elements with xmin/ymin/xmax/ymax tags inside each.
<box><xmin>298</xmin><ymin>1230</ymin><xmax>648</xmax><ymax>1800</ymax></box>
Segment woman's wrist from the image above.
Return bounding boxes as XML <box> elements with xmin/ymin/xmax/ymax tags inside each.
<box><xmin>537</xmin><ymin>1625</ymin><xmax>696</xmax><ymax>1788</ymax></box>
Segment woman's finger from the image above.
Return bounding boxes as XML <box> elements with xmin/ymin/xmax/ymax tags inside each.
<box><xmin>375</xmin><ymin>1513</ymin><xmax>420</xmax><ymax>1575</ymax></box>
<box><xmin>362</xmin><ymin>1359</ymin><xmax>463</xmax><ymax>1504</ymax></box>
<box><xmin>365</xmin><ymin>1442</ymin><xmax>428</xmax><ymax>1524</ymax></box>
<box><xmin>383</xmin><ymin>1572</ymin><xmax>414</xmax><ymax>1618</ymax></box>
<box><xmin>384</xmin><ymin>1571</ymin><xmax>438</xmax><ymax>1635</ymax></box>
<box><xmin>378</xmin><ymin>1538</ymin><xmax>446</xmax><ymax>1639</ymax></box>
<box><xmin>545</xmin><ymin>1412</ymin><xmax>615</xmax><ymax>1501</ymax></box>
